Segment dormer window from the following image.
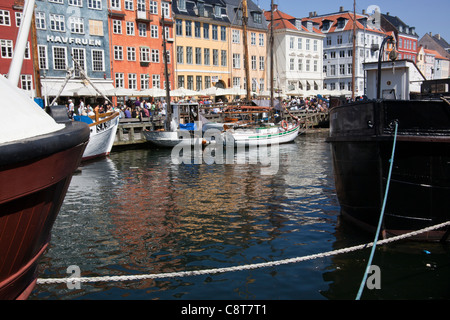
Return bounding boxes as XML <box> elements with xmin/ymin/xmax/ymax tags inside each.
<box><xmin>336</xmin><ymin>18</ymin><xmax>346</xmax><ymax>29</ymax></box>
<box><xmin>252</xmin><ymin>12</ymin><xmax>262</xmax><ymax>24</ymax></box>
<box><xmin>179</xmin><ymin>0</ymin><xmax>186</xmax><ymax>11</ymax></box>
<box><xmin>214</xmin><ymin>5</ymin><xmax>221</xmax><ymax>17</ymax></box>
<box><xmin>322</xmin><ymin>20</ymin><xmax>331</xmax><ymax>31</ymax></box>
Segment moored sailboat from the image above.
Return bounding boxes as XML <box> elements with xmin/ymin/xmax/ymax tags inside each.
<box><xmin>220</xmin><ymin>0</ymin><xmax>301</xmax><ymax>147</ymax></box>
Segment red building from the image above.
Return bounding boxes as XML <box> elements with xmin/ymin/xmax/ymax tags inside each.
<box><xmin>381</xmin><ymin>12</ymin><xmax>419</xmax><ymax>63</ymax></box>
<box><xmin>108</xmin><ymin>0</ymin><xmax>174</xmax><ymax>104</ymax></box>
<box><xmin>0</xmin><ymin>0</ymin><xmax>35</xmax><ymax>92</ymax></box>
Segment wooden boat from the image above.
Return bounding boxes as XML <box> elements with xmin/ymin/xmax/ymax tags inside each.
<box><xmin>143</xmin><ymin>102</ymin><xmax>211</xmax><ymax>147</ymax></box>
<box><xmin>74</xmin><ymin>111</ymin><xmax>120</xmax><ymax>161</ymax></box>
<box><xmin>327</xmin><ymin>35</ymin><xmax>450</xmax><ymax>241</ymax></box>
<box><xmin>220</xmin><ymin>0</ymin><xmax>300</xmax><ymax>147</ymax></box>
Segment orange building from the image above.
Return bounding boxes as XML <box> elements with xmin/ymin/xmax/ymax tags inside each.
<box><xmin>108</xmin><ymin>0</ymin><xmax>174</xmax><ymax>103</ymax></box>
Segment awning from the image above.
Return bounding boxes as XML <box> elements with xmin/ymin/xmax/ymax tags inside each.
<box><xmin>41</xmin><ymin>79</ymin><xmax>115</xmax><ymax>97</ymax></box>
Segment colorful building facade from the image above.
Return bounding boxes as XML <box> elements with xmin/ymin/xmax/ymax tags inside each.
<box><xmin>172</xmin><ymin>0</ymin><xmax>230</xmax><ymax>93</ymax></box>
<box><xmin>0</xmin><ymin>0</ymin><xmax>35</xmax><ymax>91</ymax></box>
<box><xmin>108</xmin><ymin>0</ymin><xmax>174</xmax><ymax>102</ymax></box>
<box><xmin>35</xmin><ymin>0</ymin><xmax>114</xmax><ymax>105</ymax></box>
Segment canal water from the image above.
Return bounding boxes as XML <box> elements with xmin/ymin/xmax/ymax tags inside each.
<box><xmin>30</xmin><ymin>131</ymin><xmax>450</xmax><ymax>301</ymax></box>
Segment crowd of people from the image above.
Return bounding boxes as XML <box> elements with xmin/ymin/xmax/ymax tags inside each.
<box><xmin>285</xmin><ymin>96</ymin><xmax>329</xmax><ymax>113</ymax></box>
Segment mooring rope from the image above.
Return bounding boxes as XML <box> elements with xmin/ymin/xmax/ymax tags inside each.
<box><xmin>36</xmin><ymin>220</ymin><xmax>450</xmax><ymax>285</ymax></box>
<box><xmin>356</xmin><ymin>121</ymin><xmax>398</xmax><ymax>300</ymax></box>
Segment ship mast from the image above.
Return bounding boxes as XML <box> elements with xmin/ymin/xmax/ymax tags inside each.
<box><xmin>270</xmin><ymin>0</ymin><xmax>274</xmax><ymax>110</ymax></box>
<box><xmin>162</xmin><ymin>9</ymin><xmax>171</xmax><ymax>131</ymax></box>
<box><xmin>242</xmin><ymin>0</ymin><xmax>251</xmax><ymax>103</ymax></box>
<box><xmin>352</xmin><ymin>0</ymin><xmax>356</xmax><ymax>100</ymax></box>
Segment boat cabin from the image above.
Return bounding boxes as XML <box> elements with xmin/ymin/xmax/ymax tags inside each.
<box><xmin>363</xmin><ymin>59</ymin><xmax>425</xmax><ymax>100</ymax></box>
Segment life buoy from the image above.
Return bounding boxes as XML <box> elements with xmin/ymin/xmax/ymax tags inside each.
<box><xmin>281</xmin><ymin>120</ymin><xmax>288</xmax><ymax>131</ymax></box>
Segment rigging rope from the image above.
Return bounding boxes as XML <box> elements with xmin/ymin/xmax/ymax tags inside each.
<box><xmin>356</xmin><ymin>120</ymin><xmax>398</xmax><ymax>300</ymax></box>
<box><xmin>36</xmin><ymin>219</ymin><xmax>450</xmax><ymax>286</ymax></box>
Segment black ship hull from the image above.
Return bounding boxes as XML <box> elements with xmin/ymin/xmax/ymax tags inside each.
<box><xmin>327</xmin><ymin>99</ymin><xmax>450</xmax><ymax>241</ymax></box>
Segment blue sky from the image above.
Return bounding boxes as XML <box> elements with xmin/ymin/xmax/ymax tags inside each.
<box><xmin>256</xmin><ymin>0</ymin><xmax>450</xmax><ymax>42</ymax></box>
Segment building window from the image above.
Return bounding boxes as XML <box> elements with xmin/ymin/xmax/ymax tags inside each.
<box><xmin>161</xmin><ymin>2</ymin><xmax>170</xmax><ymax>18</ymax></box>
<box><xmin>196</xmin><ymin>76</ymin><xmax>202</xmax><ymax>91</ymax></box>
<box><xmin>232</xmin><ymin>30</ymin><xmax>240</xmax><ymax>44</ymax></box>
<box><xmin>140</xmin><ymin>47</ymin><xmax>150</xmax><ymax>62</ymax></box>
<box><xmin>72</xmin><ymin>48</ymin><xmax>86</xmax><ymax>73</ymax></box>
<box><xmin>251</xmin><ymin>55</ymin><xmax>257</xmax><ymax>70</ymax></box>
<box><xmin>187</xmin><ymin>76</ymin><xmax>193</xmax><ymax>90</ymax></box>
<box><xmin>126</xmin><ymin>21</ymin><xmax>135</xmax><ymax>35</ymax></box>
<box><xmin>50</xmin><ymin>14</ymin><xmax>65</xmax><ymax>32</ymax></box>
<box><xmin>203</xmin><ymin>23</ymin><xmax>209</xmax><ymax>39</ymax></box>
<box><xmin>113</xmin><ymin>20</ymin><xmax>122</xmax><ymax>34</ymax></box>
<box><xmin>212</xmin><ymin>25</ymin><xmax>218</xmax><ymax>40</ymax></box>
<box><xmin>124</xmin><ymin>0</ymin><xmax>134</xmax><ymax>10</ymax></box>
<box><xmin>195</xmin><ymin>47</ymin><xmax>202</xmax><ymax>65</ymax></box>
<box><xmin>221</xmin><ymin>50</ymin><xmax>227</xmax><ymax>67</ymax></box>
<box><xmin>186</xmin><ymin>46</ymin><xmax>193</xmax><ymax>64</ymax></box>
<box><xmin>176</xmin><ymin>19</ymin><xmax>183</xmax><ymax>36</ymax></box>
<box><xmin>151</xmin><ymin>49</ymin><xmax>159</xmax><ymax>63</ymax></box>
<box><xmin>138</xmin><ymin>23</ymin><xmax>147</xmax><ymax>37</ymax></box>
<box><xmin>185</xmin><ymin>20</ymin><xmax>192</xmax><ymax>37</ymax></box>
<box><xmin>149</xmin><ymin>1</ymin><xmax>158</xmax><ymax>14</ymax></box>
<box><xmin>35</xmin><ymin>12</ymin><xmax>46</xmax><ymax>29</ymax></box>
<box><xmin>37</xmin><ymin>45</ymin><xmax>48</xmax><ymax>69</ymax></box>
<box><xmin>69</xmin><ymin>17</ymin><xmax>84</xmax><ymax>34</ymax></box>
<box><xmin>127</xmin><ymin>47</ymin><xmax>136</xmax><ymax>61</ymax></box>
<box><xmin>53</xmin><ymin>46</ymin><xmax>67</xmax><ymax>70</ymax></box>
<box><xmin>20</xmin><ymin>74</ymin><xmax>32</xmax><ymax>91</ymax></box>
<box><xmin>92</xmin><ymin>49</ymin><xmax>104</xmax><ymax>71</ymax></box>
<box><xmin>213</xmin><ymin>49</ymin><xmax>218</xmax><ymax>66</ymax></box>
<box><xmin>205</xmin><ymin>76</ymin><xmax>211</xmax><ymax>88</ymax></box>
<box><xmin>115</xmin><ymin>73</ymin><xmax>124</xmax><ymax>87</ymax></box>
<box><xmin>110</xmin><ymin>0</ymin><xmax>121</xmax><ymax>10</ymax></box>
<box><xmin>178</xmin><ymin>75</ymin><xmax>185</xmax><ymax>88</ymax></box>
<box><xmin>204</xmin><ymin>48</ymin><xmax>210</xmax><ymax>65</ymax></box>
<box><xmin>128</xmin><ymin>73</ymin><xmax>137</xmax><ymax>89</ymax></box>
<box><xmin>87</xmin><ymin>0</ymin><xmax>102</xmax><ymax>10</ymax></box>
<box><xmin>221</xmin><ymin>26</ymin><xmax>226</xmax><ymax>41</ymax></box>
<box><xmin>177</xmin><ymin>46</ymin><xmax>184</xmax><ymax>64</ymax></box>
<box><xmin>233</xmin><ymin>53</ymin><xmax>241</xmax><ymax>69</ymax></box>
<box><xmin>141</xmin><ymin>74</ymin><xmax>149</xmax><ymax>90</ymax></box>
<box><xmin>0</xmin><ymin>39</ymin><xmax>13</xmax><ymax>58</ymax></box>
<box><xmin>114</xmin><ymin>46</ymin><xmax>123</xmax><ymax>60</ymax></box>
<box><xmin>0</xmin><ymin>10</ymin><xmax>11</xmax><ymax>26</ymax></box>
<box><xmin>150</xmin><ymin>25</ymin><xmax>158</xmax><ymax>38</ymax></box>
<box><xmin>194</xmin><ymin>22</ymin><xmax>201</xmax><ymax>38</ymax></box>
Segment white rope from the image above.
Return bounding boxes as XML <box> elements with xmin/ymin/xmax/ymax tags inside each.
<box><xmin>36</xmin><ymin>221</ymin><xmax>450</xmax><ymax>285</ymax></box>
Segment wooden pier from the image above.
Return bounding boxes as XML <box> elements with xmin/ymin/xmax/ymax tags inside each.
<box><xmin>113</xmin><ymin>110</ymin><xmax>329</xmax><ymax>147</ymax></box>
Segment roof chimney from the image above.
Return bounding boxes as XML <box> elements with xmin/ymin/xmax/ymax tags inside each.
<box><xmin>273</xmin><ymin>4</ymin><xmax>278</xmax><ymax>11</ymax></box>
<box><xmin>339</xmin><ymin>6</ymin><xmax>344</xmax><ymax>12</ymax></box>
<box><xmin>436</xmin><ymin>34</ymin><xmax>441</xmax><ymax>40</ymax></box>
<box><xmin>309</xmin><ymin>11</ymin><xmax>313</xmax><ymax>18</ymax></box>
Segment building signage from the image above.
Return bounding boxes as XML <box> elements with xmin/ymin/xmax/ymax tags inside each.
<box><xmin>46</xmin><ymin>35</ymin><xmax>102</xmax><ymax>47</ymax></box>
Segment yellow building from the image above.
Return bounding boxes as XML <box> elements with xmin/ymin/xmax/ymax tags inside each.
<box><xmin>225</xmin><ymin>0</ymin><xmax>268</xmax><ymax>96</ymax></box>
<box><xmin>173</xmin><ymin>0</ymin><xmax>231</xmax><ymax>93</ymax></box>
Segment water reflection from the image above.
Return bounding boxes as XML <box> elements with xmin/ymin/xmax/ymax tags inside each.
<box><xmin>31</xmin><ymin>132</ymin><xmax>343</xmax><ymax>300</ymax></box>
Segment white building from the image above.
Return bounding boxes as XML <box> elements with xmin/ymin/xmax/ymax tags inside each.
<box><xmin>264</xmin><ymin>5</ymin><xmax>325</xmax><ymax>97</ymax></box>
<box><xmin>307</xmin><ymin>7</ymin><xmax>386</xmax><ymax>97</ymax></box>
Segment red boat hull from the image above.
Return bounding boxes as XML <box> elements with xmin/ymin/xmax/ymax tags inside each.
<box><xmin>0</xmin><ymin>122</ymin><xmax>89</xmax><ymax>299</ymax></box>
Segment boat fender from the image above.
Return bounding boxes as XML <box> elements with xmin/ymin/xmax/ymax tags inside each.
<box><xmin>281</xmin><ymin>120</ymin><xmax>288</xmax><ymax>131</ymax></box>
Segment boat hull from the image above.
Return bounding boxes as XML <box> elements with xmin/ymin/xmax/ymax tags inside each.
<box><xmin>143</xmin><ymin>130</ymin><xmax>207</xmax><ymax>147</ymax></box>
<box><xmin>226</xmin><ymin>122</ymin><xmax>301</xmax><ymax>147</ymax></box>
<box><xmin>0</xmin><ymin>121</ymin><xmax>89</xmax><ymax>299</ymax></box>
<box><xmin>327</xmin><ymin>99</ymin><xmax>450</xmax><ymax>241</ymax></box>
<box><xmin>82</xmin><ymin>112</ymin><xmax>120</xmax><ymax>161</ymax></box>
